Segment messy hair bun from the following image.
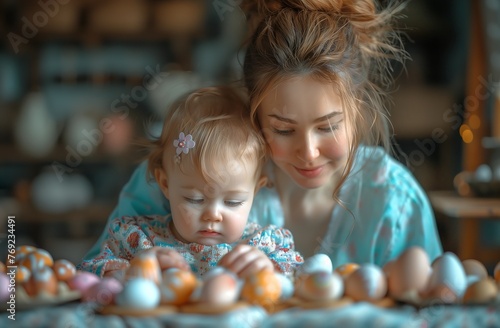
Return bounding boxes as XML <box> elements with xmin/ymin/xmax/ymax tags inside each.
<box><xmin>243</xmin><ymin>0</ymin><xmax>408</xmax><ymax>196</ymax></box>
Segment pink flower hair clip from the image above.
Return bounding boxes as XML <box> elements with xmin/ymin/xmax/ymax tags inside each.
<box><xmin>173</xmin><ymin>132</ymin><xmax>195</xmax><ymax>163</ymax></box>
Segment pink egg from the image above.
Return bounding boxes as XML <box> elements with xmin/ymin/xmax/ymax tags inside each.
<box><xmin>67</xmin><ymin>271</ymin><xmax>100</xmax><ymax>293</ymax></box>
<box><xmin>83</xmin><ymin>277</ymin><xmax>123</xmax><ymax>305</ymax></box>
<box><xmin>0</xmin><ymin>273</ymin><xmax>10</xmax><ymax>302</ymax></box>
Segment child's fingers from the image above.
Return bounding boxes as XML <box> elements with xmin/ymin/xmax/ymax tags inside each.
<box><xmin>219</xmin><ymin>244</ymin><xmax>253</xmax><ymax>267</ymax></box>
<box><xmin>238</xmin><ymin>257</ymin><xmax>274</xmax><ymax>278</ymax></box>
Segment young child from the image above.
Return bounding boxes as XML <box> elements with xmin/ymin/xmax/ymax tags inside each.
<box><xmin>79</xmin><ymin>86</ymin><xmax>303</xmax><ymax>278</ymax></box>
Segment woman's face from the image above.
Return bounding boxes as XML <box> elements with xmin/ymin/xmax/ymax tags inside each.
<box><xmin>258</xmin><ymin>76</ymin><xmax>351</xmax><ymax>189</ymax></box>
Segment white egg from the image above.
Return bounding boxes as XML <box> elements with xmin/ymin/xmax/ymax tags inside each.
<box><xmin>297</xmin><ymin>253</ymin><xmax>333</xmax><ymax>276</ymax></box>
<box><xmin>296</xmin><ymin>271</ymin><xmax>344</xmax><ymax>301</ymax></box>
<box><xmin>275</xmin><ymin>273</ymin><xmax>294</xmax><ymax>300</ymax></box>
<box><xmin>425</xmin><ymin>252</ymin><xmax>467</xmax><ymax>298</ymax></box>
<box><xmin>116</xmin><ymin>278</ymin><xmax>160</xmax><ymax>309</ymax></box>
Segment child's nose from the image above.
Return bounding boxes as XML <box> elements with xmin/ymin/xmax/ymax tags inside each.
<box><xmin>202</xmin><ymin>204</ymin><xmax>223</xmax><ymax>222</ymax></box>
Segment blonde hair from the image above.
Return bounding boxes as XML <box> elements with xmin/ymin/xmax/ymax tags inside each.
<box><xmin>243</xmin><ymin>0</ymin><xmax>407</xmax><ymax>196</ymax></box>
<box><xmin>146</xmin><ymin>86</ymin><xmax>267</xmax><ymax>186</ymax></box>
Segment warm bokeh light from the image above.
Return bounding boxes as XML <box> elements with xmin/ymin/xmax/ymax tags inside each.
<box><xmin>468</xmin><ymin>114</ymin><xmax>481</xmax><ymax>129</ymax></box>
<box><xmin>461</xmin><ymin>129</ymin><xmax>474</xmax><ymax>143</ymax></box>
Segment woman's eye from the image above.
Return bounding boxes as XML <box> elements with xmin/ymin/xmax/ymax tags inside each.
<box><xmin>319</xmin><ymin>125</ymin><xmax>339</xmax><ymax>132</ymax></box>
<box><xmin>225</xmin><ymin>200</ymin><xmax>244</xmax><ymax>207</ymax></box>
<box><xmin>184</xmin><ymin>197</ymin><xmax>204</xmax><ymax>204</ymax></box>
<box><xmin>272</xmin><ymin>128</ymin><xmax>293</xmax><ymax>136</ymax></box>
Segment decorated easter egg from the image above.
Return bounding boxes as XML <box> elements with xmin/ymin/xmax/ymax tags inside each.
<box><xmin>423</xmin><ymin>252</ymin><xmax>467</xmax><ymax>300</ymax></box>
<box><xmin>16</xmin><ymin>265</ymin><xmax>31</xmax><ymax>284</ymax></box>
<box><xmin>83</xmin><ymin>277</ymin><xmax>123</xmax><ymax>305</ymax></box>
<box><xmin>66</xmin><ymin>271</ymin><xmax>100</xmax><ymax>293</ymax></box>
<box><xmin>197</xmin><ymin>271</ymin><xmax>240</xmax><ymax>305</ymax></box>
<box><xmin>387</xmin><ymin>247</ymin><xmax>431</xmax><ymax>299</ymax></box>
<box><xmin>116</xmin><ymin>278</ymin><xmax>160</xmax><ymax>309</ymax></box>
<box><xmin>462</xmin><ymin>259</ymin><xmax>488</xmax><ymax>280</ymax></box>
<box><xmin>20</xmin><ymin>249</ymin><xmax>54</xmax><ymax>271</ymax></box>
<box><xmin>0</xmin><ymin>273</ymin><xmax>10</xmax><ymax>302</ymax></box>
<box><xmin>344</xmin><ymin>264</ymin><xmax>387</xmax><ymax>302</ymax></box>
<box><xmin>297</xmin><ymin>254</ymin><xmax>333</xmax><ymax>276</ymax></box>
<box><xmin>241</xmin><ymin>270</ymin><xmax>281</xmax><ymax>306</ymax></box>
<box><xmin>23</xmin><ymin>266</ymin><xmax>58</xmax><ymax>296</ymax></box>
<box><xmin>15</xmin><ymin>245</ymin><xmax>38</xmax><ymax>264</ymax></box>
<box><xmin>462</xmin><ymin>278</ymin><xmax>498</xmax><ymax>304</ymax></box>
<box><xmin>126</xmin><ymin>252</ymin><xmax>161</xmax><ymax>284</ymax></box>
<box><xmin>295</xmin><ymin>271</ymin><xmax>344</xmax><ymax>301</ymax></box>
<box><xmin>335</xmin><ymin>263</ymin><xmax>360</xmax><ymax>279</ymax></box>
<box><xmin>53</xmin><ymin>259</ymin><xmax>77</xmax><ymax>281</ymax></box>
<box><xmin>159</xmin><ymin>268</ymin><xmax>197</xmax><ymax>305</ymax></box>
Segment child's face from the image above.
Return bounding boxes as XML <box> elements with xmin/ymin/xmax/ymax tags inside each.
<box><xmin>157</xmin><ymin>159</ymin><xmax>259</xmax><ymax>246</ymax></box>
<box><xmin>258</xmin><ymin>76</ymin><xmax>351</xmax><ymax>189</ymax></box>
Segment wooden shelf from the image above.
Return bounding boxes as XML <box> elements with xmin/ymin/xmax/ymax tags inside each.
<box><xmin>17</xmin><ymin>201</ymin><xmax>114</xmax><ymax>224</ymax></box>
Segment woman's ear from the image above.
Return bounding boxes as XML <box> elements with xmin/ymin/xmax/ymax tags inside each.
<box><xmin>154</xmin><ymin>168</ymin><xmax>170</xmax><ymax>199</ymax></box>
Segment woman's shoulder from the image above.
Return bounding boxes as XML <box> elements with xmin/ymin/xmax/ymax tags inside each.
<box><xmin>351</xmin><ymin>145</ymin><xmax>427</xmax><ymax>200</ymax></box>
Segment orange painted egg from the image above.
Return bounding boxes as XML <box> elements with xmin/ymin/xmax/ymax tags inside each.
<box><xmin>24</xmin><ymin>266</ymin><xmax>58</xmax><ymax>296</ymax></box>
<box><xmin>334</xmin><ymin>263</ymin><xmax>359</xmax><ymax>279</ymax></box>
<box><xmin>159</xmin><ymin>268</ymin><xmax>198</xmax><ymax>305</ymax></box>
<box><xmin>15</xmin><ymin>245</ymin><xmax>37</xmax><ymax>264</ymax></box>
<box><xmin>20</xmin><ymin>249</ymin><xmax>53</xmax><ymax>271</ymax></box>
<box><xmin>126</xmin><ymin>252</ymin><xmax>161</xmax><ymax>284</ymax></box>
<box><xmin>241</xmin><ymin>270</ymin><xmax>281</xmax><ymax>306</ymax></box>
<box><xmin>53</xmin><ymin>259</ymin><xmax>76</xmax><ymax>281</ymax></box>
<box><xmin>16</xmin><ymin>265</ymin><xmax>31</xmax><ymax>284</ymax></box>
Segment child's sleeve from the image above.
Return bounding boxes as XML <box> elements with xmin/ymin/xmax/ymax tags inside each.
<box><xmin>246</xmin><ymin>225</ymin><xmax>304</xmax><ymax>276</ymax></box>
<box><xmin>78</xmin><ymin>216</ymin><xmax>154</xmax><ymax>277</ymax></box>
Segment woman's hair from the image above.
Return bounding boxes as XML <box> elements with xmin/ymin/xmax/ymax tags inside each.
<box><xmin>243</xmin><ymin>0</ymin><xmax>407</xmax><ymax>196</ymax></box>
<box><xmin>146</xmin><ymin>86</ymin><xmax>267</xmax><ymax>186</ymax></box>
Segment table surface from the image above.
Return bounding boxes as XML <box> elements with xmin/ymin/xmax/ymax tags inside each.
<box><xmin>428</xmin><ymin>191</ymin><xmax>500</xmax><ymax>219</ymax></box>
<box><xmin>2</xmin><ymin>301</ymin><xmax>500</xmax><ymax>328</ymax></box>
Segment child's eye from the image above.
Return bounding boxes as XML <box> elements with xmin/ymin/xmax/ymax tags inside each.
<box><xmin>272</xmin><ymin>128</ymin><xmax>293</xmax><ymax>136</ymax></box>
<box><xmin>319</xmin><ymin>125</ymin><xmax>339</xmax><ymax>132</ymax></box>
<box><xmin>184</xmin><ymin>197</ymin><xmax>204</xmax><ymax>204</ymax></box>
<box><xmin>225</xmin><ymin>200</ymin><xmax>244</xmax><ymax>207</ymax></box>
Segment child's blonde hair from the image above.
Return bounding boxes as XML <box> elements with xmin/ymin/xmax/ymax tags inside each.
<box><xmin>243</xmin><ymin>0</ymin><xmax>407</xmax><ymax>196</ymax></box>
<box><xmin>147</xmin><ymin>86</ymin><xmax>267</xmax><ymax>186</ymax></box>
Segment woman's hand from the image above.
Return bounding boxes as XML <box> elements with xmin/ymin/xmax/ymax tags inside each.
<box><xmin>219</xmin><ymin>244</ymin><xmax>274</xmax><ymax>278</ymax></box>
<box><xmin>139</xmin><ymin>246</ymin><xmax>190</xmax><ymax>271</ymax></box>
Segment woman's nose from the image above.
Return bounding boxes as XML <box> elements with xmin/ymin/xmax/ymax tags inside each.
<box><xmin>297</xmin><ymin>133</ymin><xmax>320</xmax><ymax>162</ymax></box>
<box><xmin>202</xmin><ymin>204</ymin><xmax>223</xmax><ymax>222</ymax></box>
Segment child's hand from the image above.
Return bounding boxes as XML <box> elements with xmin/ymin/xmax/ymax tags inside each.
<box><xmin>139</xmin><ymin>246</ymin><xmax>190</xmax><ymax>271</ymax></box>
<box><xmin>219</xmin><ymin>245</ymin><xmax>274</xmax><ymax>278</ymax></box>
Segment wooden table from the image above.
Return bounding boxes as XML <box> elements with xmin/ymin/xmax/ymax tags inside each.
<box><xmin>428</xmin><ymin>191</ymin><xmax>500</xmax><ymax>262</ymax></box>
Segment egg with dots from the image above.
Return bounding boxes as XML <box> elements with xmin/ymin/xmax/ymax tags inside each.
<box><xmin>125</xmin><ymin>252</ymin><xmax>161</xmax><ymax>284</ymax></box>
<box><xmin>344</xmin><ymin>264</ymin><xmax>387</xmax><ymax>302</ymax></box>
<box><xmin>14</xmin><ymin>245</ymin><xmax>38</xmax><ymax>264</ymax></box>
<box><xmin>335</xmin><ymin>263</ymin><xmax>360</xmax><ymax>280</ymax></box>
<box><xmin>241</xmin><ymin>270</ymin><xmax>281</xmax><ymax>307</ymax></box>
<box><xmin>83</xmin><ymin>277</ymin><xmax>123</xmax><ymax>305</ymax></box>
<box><xmin>420</xmin><ymin>252</ymin><xmax>467</xmax><ymax>303</ymax></box>
<box><xmin>23</xmin><ymin>266</ymin><xmax>58</xmax><ymax>297</ymax></box>
<box><xmin>386</xmin><ymin>247</ymin><xmax>431</xmax><ymax>300</ymax></box>
<box><xmin>19</xmin><ymin>249</ymin><xmax>54</xmax><ymax>271</ymax></box>
<box><xmin>16</xmin><ymin>265</ymin><xmax>31</xmax><ymax>284</ymax></box>
<box><xmin>53</xmin><ymin>259</ymin><xmax>77</xmax><ymax>281</ymax></box>
<box><xmin>159</xmin><ymin>268</ymin><xmax>197</xmax><ymax>306</ymax></box>
<box><xmin>295</xmin><ymin>271</ymin><xmax>344</xmax><ymax>301</ymax></box>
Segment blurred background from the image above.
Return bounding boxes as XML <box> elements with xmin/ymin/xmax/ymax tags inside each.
<box><xmin>0</xmin><ymin>0</ymin><xmax>499</xmax><ymax>269</ymax></box>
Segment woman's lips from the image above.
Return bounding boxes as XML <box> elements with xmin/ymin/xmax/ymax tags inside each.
<box><xmin>294</xmin><ymin>166</ymin><xmax>324</xmax><ymax>178</ymax></box>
